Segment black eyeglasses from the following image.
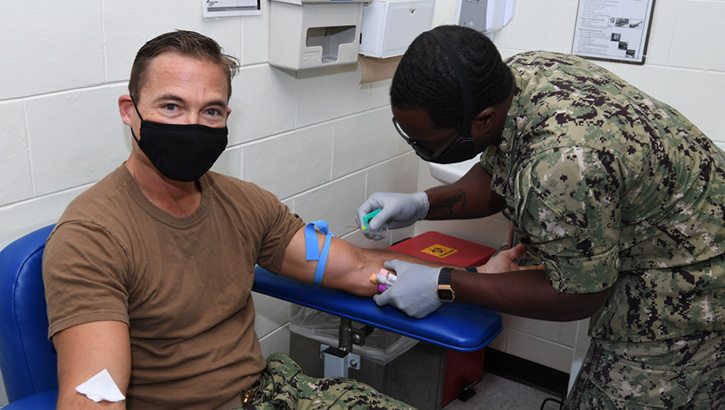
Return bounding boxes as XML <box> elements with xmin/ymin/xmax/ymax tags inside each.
<box><xmin>392</xmin><ymin>117</ymin><xmax>466</xmax><ymax>162</ymax></box>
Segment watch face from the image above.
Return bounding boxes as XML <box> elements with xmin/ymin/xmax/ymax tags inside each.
<box><xmin>437</xmin><ymin>289</ymin><xmax>454</xmax><ymax>300</ymax></box>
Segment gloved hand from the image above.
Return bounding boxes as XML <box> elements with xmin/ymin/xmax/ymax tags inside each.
<box><xmin>373</xmin><ymin>259</ymin><xmax>442</xmax><ymax>319</ymax></box>
<box><xmin>355</xmin><ymin>192</ymin><xmax>429</xmax><ymax>232</ymax></box>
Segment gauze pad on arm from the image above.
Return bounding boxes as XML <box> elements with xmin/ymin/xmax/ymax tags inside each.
<box><xmin>75</xmin><ymin>368</ymin><xmax>125</xmax><ymax>402</ymax></box>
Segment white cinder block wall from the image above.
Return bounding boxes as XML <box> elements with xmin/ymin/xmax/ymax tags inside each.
<box><xmin>1</xmin><ymin>0</ymin><xmax>724</xmax><ymax>405</ymax></box>
<box><xmin>421</xmin><ymin>0</ymin><xmax>725</xmax><ymax>376</ymax></box>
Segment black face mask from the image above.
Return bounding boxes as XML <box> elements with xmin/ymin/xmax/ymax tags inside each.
<box><xmin>395</xmin><ymin>116</ymin><xmax>478</xmax><ymax>164</ymax></box>
<box><xmin>130</xmin><ymin>97</ymin><xmax>228</xmax><ymax>182</ymax></box>
<box><xmin>427</xmin><ymin>135</ymin><xmax>477</xmax><ymax>164</ymax></box>
<box><xmin>423</xmin><ymin>28</ymin><xmax>479</xmax><ymax>165</ymax></box>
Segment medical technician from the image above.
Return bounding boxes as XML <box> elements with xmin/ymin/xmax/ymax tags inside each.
<box><xmin>358</xmin><ymin>25</ymin><xmax>725</xmax><ymax>409</ymax></box>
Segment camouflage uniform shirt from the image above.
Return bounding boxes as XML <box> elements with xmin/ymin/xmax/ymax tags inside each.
<box><xmin>481</xmin><ymin>51</ymin><xmax>725</xmax><ymax>342</ymax></box>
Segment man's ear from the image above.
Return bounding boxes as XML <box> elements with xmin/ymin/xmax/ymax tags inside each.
<box><xmin>118</xmin><ymin>95</ymin><xmax>134</xmax><ymax>127</ymax></box>
<box><xmin>473</xmin><ymin>107</ymin><xmax>496</xmax><ymax>134</ymax></box>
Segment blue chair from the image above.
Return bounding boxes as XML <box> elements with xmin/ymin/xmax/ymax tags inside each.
<box><xmin>0</xmin><ymin>225</ymin><xmax>58</xmax><ymax>409</ymax></box>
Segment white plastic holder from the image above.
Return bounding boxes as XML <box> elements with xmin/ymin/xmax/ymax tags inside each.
<box><xmin>269</xmin><ymin>0</ymin><xmax>367</xmax><ymax>71</ymax></box>
<box><xmin>359</xmin><ymin>0</ymin><xmax>435</xmax><ymax>59</ymax></box>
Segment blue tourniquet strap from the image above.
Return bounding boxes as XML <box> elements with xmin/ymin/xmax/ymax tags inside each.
<box><xmin>304</xmin><ymin>220</ymin><xmax>335</xmax><ymax>285</ymax></box>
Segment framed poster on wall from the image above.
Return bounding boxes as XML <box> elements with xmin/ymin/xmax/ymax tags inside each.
<box><xmin>572</xmin><ymin>0</ymin><xmax>655</xmax><ymax>65</ymax></box>
<box><xmin>202</xmin><ymin>0</ymin><xmax>261</xmax><ymax>17</ymax></box>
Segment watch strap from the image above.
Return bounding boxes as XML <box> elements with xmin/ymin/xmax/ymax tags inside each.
<box><xmin>437</xmin><ymin>267</ymin><xmax>455</xmax><ymax>302</ymax></box>
<box><xmin>439</xmin><ymin>267</ymin><xmax>453</xmax><ymax>285</ymax></box>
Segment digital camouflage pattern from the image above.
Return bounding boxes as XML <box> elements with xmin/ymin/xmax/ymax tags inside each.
<box><xmin>238</xmin><ymin>353</ymin><xmax>416</xmax><ymax>410</ymax></box>
<box><xmin>482</xmin><ymin>51</ymin><xmax>725</xmax><ymax>343</ymax></box>
<box><xmin>564</xmin><ymin>331</ymin><xmax>725</xmax><ymax>409</ymax></box>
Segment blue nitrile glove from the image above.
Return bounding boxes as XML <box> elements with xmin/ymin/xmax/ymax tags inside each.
<box><xmin>355</xmin><ymin>192</ymin><xmax>429</xmax><ymax>232</ymax></box>
<box><xmin>373</xmin><ymin>259</ymin><xmax>442</xmax><ymax>319</ymax></box>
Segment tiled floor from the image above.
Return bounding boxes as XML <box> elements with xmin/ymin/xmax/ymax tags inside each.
<box><xmin>443</xmin><ymin>373</ymin><xmax>564</xmax><ymax>410</ymax></box>
<box><xmin>443</xmin><ymin>373</ymin><xmax>725</xmax><ymax>410</ymax></box>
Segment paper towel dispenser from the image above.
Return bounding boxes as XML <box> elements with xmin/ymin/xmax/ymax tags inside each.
<box><xmin>456</xmin><ymin>0</ymin><xmax>515</xmax><ymax>36</ymax></box>
<box><xmin>269</xmin><ymin>0</ymin><xmax>368</xmax><ymax>71</ymax></box>
<box><xmin>358</xmin><ymin>0</ymin><xmax>435</xmax><ymax>59</ymax></box>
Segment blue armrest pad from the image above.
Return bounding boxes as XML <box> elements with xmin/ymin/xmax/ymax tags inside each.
<box><xmin>252</xmin><ymin>267</ymin><xmax>502</xmax><ymax>352</ymax></box>
<box><xmin>3</xmin><ymin>389</ymin><xmax>57</xmax><ymax>410</ymax></box>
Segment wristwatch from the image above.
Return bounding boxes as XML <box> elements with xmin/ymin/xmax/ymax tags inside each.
<box><xmin>437</xmin><ymin>267</ymin><xmax>455</xmax><ymax>302</ymax></box>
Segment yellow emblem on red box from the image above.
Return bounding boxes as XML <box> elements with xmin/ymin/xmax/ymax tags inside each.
<box><xmin>421</xmin><ymin>244</ymin><xmax>459</xmax><ymax>259</ymax></box>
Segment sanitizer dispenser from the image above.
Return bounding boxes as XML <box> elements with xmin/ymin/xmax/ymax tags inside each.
<box><xmin>269</xmin><ymin>0</ymin><xmax>368</xmax><ymax>71</ymax></box>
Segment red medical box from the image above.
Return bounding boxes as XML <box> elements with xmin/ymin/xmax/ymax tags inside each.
<box><xmin>389</xmin><ymin>231</ymin><xmax>497</xmax><ymax>407</ymax></box>
<box><xmin>388</xmin><ymin>231</ymin><xmax>496</xmax><ymax>267</ymax></box>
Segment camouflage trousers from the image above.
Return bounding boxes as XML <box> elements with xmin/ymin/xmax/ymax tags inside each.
<box><xmin>565</xmin><ymin>331</ymin><xmax>725</xmax><ymax>409</ymax></box>
<box><xmin>237</xmin><ymin>353</ymin><xmax>416</xmax><ymax>410</ymax></box>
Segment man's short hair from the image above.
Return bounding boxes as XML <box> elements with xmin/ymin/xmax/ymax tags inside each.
<box><xmin>390</xmin><ymin>25</ymin><xmax>513</xmax><ymax>129</ymax></box>
<box><xmin>129</xmin><ymin>30</ymin><xmax>240</xmax><ymax>102</ymax></box>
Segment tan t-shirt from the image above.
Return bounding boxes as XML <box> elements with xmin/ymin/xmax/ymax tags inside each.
<box><xmin>42</xmin><ymin>165</ymin><xmax>304</xmax><ymax>409</ymax></box>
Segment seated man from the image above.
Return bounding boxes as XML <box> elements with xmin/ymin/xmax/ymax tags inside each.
<box><xmin>41</xmin><ymin>30</ymin><xmax>523</xmax><ymax>410</ymax></box>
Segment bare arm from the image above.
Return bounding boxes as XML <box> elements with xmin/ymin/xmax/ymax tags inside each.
<box><xmin>376</xmin><ymin>245</ymin><xmax>609</xmax><ymax>321</ymax></box>
<box><xmin>452</xmin><ymin>267</ymin><xmax>609</xmax><ymax>321</ymax></box>
<box><xmin>425</xmin><ymin>164</ymin><xmax>506</xmax><ymax>220</ymax></box>
<box><xmin>53</xmin><ymin>321</ymin><xmax>131</xmax><ymax>410</ymax></box>
<box><xmin>279</xmin><ymin>228</ymin><xmax>434</xmax><ymax>297</ymax></box>
<box><xmin>459</xmin><ymin>245</ymin><xmax>608</xmax><ymax>320</ymax></box>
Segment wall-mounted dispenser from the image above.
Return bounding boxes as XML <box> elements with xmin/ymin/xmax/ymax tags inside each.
<box><xmin>358</xmin><ymin>0</ymin><xmax>435</xmax><ymax>59</ymax></box>
<box><xmin>269</xmin><ymin>0</ymin><xmax>368</xmax><ymax>71</ymax></box>
<box><xmin>456</xmin><ymin>0</ymin><xmax>515</xmax><ymax>38</ymax></box>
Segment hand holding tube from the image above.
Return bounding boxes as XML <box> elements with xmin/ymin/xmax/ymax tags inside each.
<box><xmin>355</xmin><ymin>192</ymin><xmax>429</xmax><ymax>232</ymax></box>
<box><xmin>373</xmin><ymin>259</ymin><xmax>442</xmax><ymax>319</ymax></box>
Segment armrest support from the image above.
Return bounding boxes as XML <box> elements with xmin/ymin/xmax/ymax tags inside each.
<box><xmin>253</xmin><ymin>267</ymin><xmax>502</xmax><ymax>351</ymax></box>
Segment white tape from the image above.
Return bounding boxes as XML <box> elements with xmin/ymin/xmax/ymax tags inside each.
<box><xmin>75</xmin><ymin>368</ymin><xmax>125</xmax><ymax>402</ymax></box>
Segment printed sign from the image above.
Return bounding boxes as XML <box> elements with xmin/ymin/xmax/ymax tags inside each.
<box><xmin>203</xmin><ymin>0</ymin><xmax>261</xmax><ymax>17</ymax></box>
<box><xmin>572</xmin><ymin>0</ymin><xmax>655</xmax><ymax>64</ymax></box>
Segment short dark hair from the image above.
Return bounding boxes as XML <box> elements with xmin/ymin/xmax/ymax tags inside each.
<box><xmin>390</xmin><ymin>25</ymin><xmax>513</xmax><ymax>129</ymax></box>
<box><xmin>128</xmin><ymin>30</ymin><xmax>240</xmax><ymax>102</ymax></box>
